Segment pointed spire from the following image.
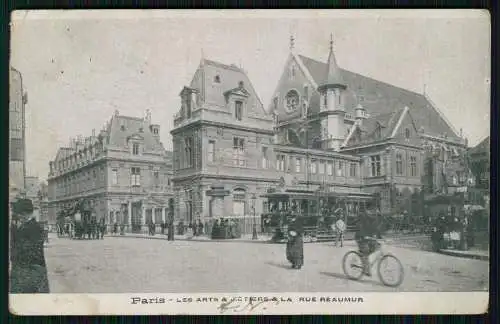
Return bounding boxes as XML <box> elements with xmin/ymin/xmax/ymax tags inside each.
<box><xmin>318</xmin><ymin>33</ymin><xmax>346</xmax><ymax>91</ymax></box>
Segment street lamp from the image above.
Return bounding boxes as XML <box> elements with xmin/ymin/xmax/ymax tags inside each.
<box><xmin>251</xmin><ymin>193</ymin><xmax>258</xmax><ymax>240</ymax></box>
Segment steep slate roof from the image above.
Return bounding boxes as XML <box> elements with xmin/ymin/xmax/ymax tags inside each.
<box><xmin>298</xmin><ymin>55</ymin><xmax>460</xmax><ymax>141</ymax></box>
<box><xmin>346</xmin><ymin>107</ymin><xmax>405</xmax><ymax>146</ymax></box>
<box><xmin>469</xmin><ymin>136</ymin><xmax>489</xmax><ymax>155</ymax></box>
<box><xmin>190</xmin><ymin>59</ymin><xmax>266</xmax><ymax>116</ymax></box>
<box><xmin>107</xmin><ymin>115</ymin><xmax>164</xmax><ymax>152</ymax></box>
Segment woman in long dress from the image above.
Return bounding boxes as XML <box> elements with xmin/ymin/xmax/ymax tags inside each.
<box><xmin>286</xmin><ymin>216</ymin><xmax>304</xmax><ymax>269</ymax></box>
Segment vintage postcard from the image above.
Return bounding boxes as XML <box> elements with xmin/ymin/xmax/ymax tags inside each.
<box><xmin>9</xmin><ymin>9</ymin><xmax>490</xmax><ymax>315</ymax></box>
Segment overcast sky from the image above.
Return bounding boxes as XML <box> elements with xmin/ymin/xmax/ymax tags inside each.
<box><xmin>11</xmin><ymin>10</ymin><xmax>490</xmax><ymax>181</ymax></box>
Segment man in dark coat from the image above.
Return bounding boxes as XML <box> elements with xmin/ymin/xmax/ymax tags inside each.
<box><xmin>10</xmin><ymin>198</ymin><xmax>50</xmax><ymax>293</ymax></box>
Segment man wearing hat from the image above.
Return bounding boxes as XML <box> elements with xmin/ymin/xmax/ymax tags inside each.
<box><xmin>10</xmin><ymin>198</ymin><xmax>50</xmax><ymax>293</ymax></box>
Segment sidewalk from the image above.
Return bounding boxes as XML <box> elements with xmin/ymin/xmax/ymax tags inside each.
<box><xmin>107</xmin><ymin>232</ymin><xmax>273</xmax><ymax>243</ymax></box>
<box><xmin>439</xmin><ymin>248</ymin><xmax>489</xmax><ymax>261</ymax></box>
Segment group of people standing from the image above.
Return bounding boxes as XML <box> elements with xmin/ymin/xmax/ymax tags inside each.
<box><xmin>211</xmin><ymin>218</ymin><xmax>240</xmax><ymax>239</ymax></box>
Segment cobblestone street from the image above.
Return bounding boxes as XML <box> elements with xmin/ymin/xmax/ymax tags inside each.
<box><xmin>45</xmin><ymin>234</ymin><xmax>489</xmax><ymax>293</ymax></box>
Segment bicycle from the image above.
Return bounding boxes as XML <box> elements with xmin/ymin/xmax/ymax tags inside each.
<box><xmin>342</xmin><ymin>237</ymin><xmax>404</xmax><ymax>287</ymax></box>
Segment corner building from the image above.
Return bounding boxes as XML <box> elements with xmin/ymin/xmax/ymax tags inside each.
<box><xmin>9</xmin><ymin>67</ymin><xmax>27</xmax><ymax>200</ymax></box>
<box><xmin>171</xmin><ymin>37</ymin><xmax>469</xmax><ymax>228</ymax></box>
<box><xmin>48</xmin><ymin>111</ymin><xmax>173</xmax><ymax>231</ymax></box>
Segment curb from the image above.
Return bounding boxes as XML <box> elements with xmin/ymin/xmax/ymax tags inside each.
<box><xmin>106</xmin><ymin>234</ymin><xmax>272</xmax><ymax>244</ymax></box>
<box><xmin>439</xmin><ymin>249</ymin><xmax>489</xmax><ymax>261</ymax></box>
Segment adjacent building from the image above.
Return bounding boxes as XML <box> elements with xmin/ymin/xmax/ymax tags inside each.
<box><xmin>47</xmin><ymin>110</ymin><xmax>174</xmax><ymax>231</ymax></box>
<box><xmin>171</xmin><ymin>36</ymin><xmax>469</xmax><ymax>226</ymax></box>
<box><xmin>468</xmin><ymin>136</ymin><xmax>490</xmax><ymax>210</ymax></box>
<box><xmin>9</xmin><ymin>67</ymin><xmax>27</xmax><ymax>201</ymax></box>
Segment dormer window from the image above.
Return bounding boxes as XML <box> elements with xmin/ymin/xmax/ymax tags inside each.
<box><xmin>238</xmin><ymin>81</ymin><xmax>244</xmax><ymax>88</ymax></box>
<box><xmin>235</xmin><ymin>101</ymin><xmax>243</xmax><ymax>121</ymax></box>
<box><xmin>120</xmin><ymin>125</ymin><xmax>125</xmax><ymax>131</ymax></box>
<box><xmin>153</xmin><ymin>128</ymin><xmax>158</xmax><ymax>135</ymax></box>
<box><xmin>214</xmin><ymin>75</ymin><xmax>221</xmax><ymax>83</ymax></box>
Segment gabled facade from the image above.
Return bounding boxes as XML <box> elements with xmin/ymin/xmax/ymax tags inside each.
<box><xmin>262</xmin><ymin>36</ymin><xmax>468</xmax><ymax>217</ymax></box>
<box><xmin>171</xmin><ymin>57</ymin><xmax>367</xmax><ymax>227</ymax></box>
<box><xmin>47</xmin><ymin>110</ymin><xmax>173</xmax><ymax>231</ymax></box>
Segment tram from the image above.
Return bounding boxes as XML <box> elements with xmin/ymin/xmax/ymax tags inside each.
<box><xmin>260</xmin><ymin>187</ymin><xmax>376</xmax><ymax>243</ymax></box>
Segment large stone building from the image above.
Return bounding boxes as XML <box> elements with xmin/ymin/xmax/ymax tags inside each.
<box><xmin>171</xmin><ymin>36</ymin><xmax>469</xmax><ymax>226</ymax></box>
<box><xmin>9</xmin><ymin>67</ymin><xmax>27</xmax><ymax>201</ymax></box>
<box><xmin>47</xmin><ymin>110</ymin><xmax>173</xmax><ymax>231</ymax></box>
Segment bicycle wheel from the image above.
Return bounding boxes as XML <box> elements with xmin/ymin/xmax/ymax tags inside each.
<box><xmin>378</xmin><ymin>254</ymin><xmax>404</xmax><ymax>287</ymax></box>
<box><xmin>342</xmin><ymin>251</ymin><xmax>364</xmax><ymax>280</ymax></box>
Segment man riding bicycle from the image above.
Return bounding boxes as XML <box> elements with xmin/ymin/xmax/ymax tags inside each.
<box><xmin>355</xmin><ymin>211</ymin><xmax>381</xmax><ymax>276</ymax></box>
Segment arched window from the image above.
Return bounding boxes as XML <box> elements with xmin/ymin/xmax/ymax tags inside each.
<box><xmin>232</xmin><ymin>188</ymin><xmax>247</xmax><ymax>216</ymax></box>
<box><xmin>405</xmin><ymin>128</ymin><xmax>411</xmax><ymax>139</ymax></box>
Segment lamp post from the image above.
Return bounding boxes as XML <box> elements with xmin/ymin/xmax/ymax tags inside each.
<box><xmin>251</xmin><ymin>193</ymin><xmax>258</xmax><ymax>240</ymax></box>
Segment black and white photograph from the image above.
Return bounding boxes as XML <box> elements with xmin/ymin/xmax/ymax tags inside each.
<box><xmin>9</xmin><ymin>10</ymin><xmax>490</xmax><ymax>315</ymax></box>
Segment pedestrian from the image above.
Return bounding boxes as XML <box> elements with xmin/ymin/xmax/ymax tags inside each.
<box><xmin>334</xmin><ymin>211</ymin><xmax>346</xmax><ymax>248</ymax></box>
<box><xmin>160</xmin><ymin>221</ymin><xmax>165</xmax><ymax>235</ymax></box>
<box><xmin>211</xmin><ymin>219</ymin><xmax>220</xmax><ymax>239</ymax></box>
<box><xmin>113</xmin><ymin>222</ymin><xmax>118</xmax><ymax>235</ymax></box>
<box><xmin>286</xmin><ymin>215</ymin><xmax>304</xmax><ymax>269</ymax></box>
<box><xmin>198</xmin><ymin>219</ymin><xmax>204</xmax><ymax>236</ymax></box>
<box><xmin>10</xmin><ymin>198</ymin><xmax>50</xmax><ymax>293</ymax></box>
<box><xmin>100</xmin><ymin>218</ymin><xmax>105</xmax><ymax>239</ymax></box>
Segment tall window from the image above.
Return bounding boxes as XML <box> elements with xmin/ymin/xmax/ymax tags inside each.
<box><xmin>327</xmin><ymin>162</ymin><xmax>333</xmax><ymax>176</ymax></box>
<box><xmin>289</xmin><ymin>65</ymin><xmax>296</xmax><ymax>79</ymax></box>
<box><xmin>396</xmin><ymin>153</ymin><xmax>403</xmax><ymax>175</ymax></box>
<box><xmin>208</xmin><ymin>140</ymin><xmax>215</xmax><ymax>163</ymax></box>
<box><xmin>410</xmin><ymin>156</ymin><xmax>418</xmax><ymax>177</ymax></box>
<box><xmin>319</xmin><ymin>160</ymin><xmax>325</xmax><ymax>174</ymax></box>
<box><xmin>311</xmin><ymin>160</ymin><xmax>317</xmax><ymax>174</ymax></box>
<box><xmin>233</xmin><ymin>188</ymin><xmax>246</xmax><ymax>216</ymax></box>
<box><xmin>295</xmin><ymin>158</ymin><xmax>301</xmax><ymax>173</ymax></box>
<box><xmin>233</xmin><ymin>137</ymin><xmax>245</xmax><ymax>167</ymax></box>
<box><xmin>9</xmin><ymin>138</ymin><xmax>23</xmax><ymax>161</ymax></box>
<box><xmin>273</xmin><ymin>97</ymin><xmax>279</xmax><ymax>112</ymax></box>
<box><xmin>277</xmin><ymin>154</ymin><xmax>286</xmax><ymax>171</ymax></box>
<box><xmin>132</xmin><ymin>143</ymin><xmax>140</xmax><ymax>155</ymax></box>
<box><xmin>349</xmin><ymin>163</ymin><xmax>357</xmax><ymax>177</ymax></box>
<box><xmin>304</xmin><ymin>85</ymin><xmax>309</xmax><ymax>101</ymax></box>
<box><xmin>370</xmin><ymin>155</ymin><xmax>381</xmax><ymax>177</ymax></box>
<box><xmin>185</xmin><ymin>94</ymin><xmax>192</xmax><ymax>118</ymax></box>
<box><xmin>184</xmin><ymin>137</ymin><xmax>193</xmax><ymax>167</ymax></box>
<box><xmin>262</xmin><ymin>147</ymin><xmax>269</xmax><ymax>169</ymax></box>
<box><xmin>405</xmin><ymin>128</ymin><xmax>411</xmax><ymax>139</ymax></box>
<box><xmin>337</xmin><ymin>161</ymin><xmax>344</xmax><ymax>177</ymax></box>
<box><xmin>111</xmin><ymin>169</ymin><xmax>118</xmax><ymax>185</ymax></box>
<box><xmin>131</xmin><ymin>167</ymin><xmax>141</xmax><ymax>186</ymax></box>
<box><xmin>153</xmin><ymin>171</ymin><xmax>159</xmax><ymax>187</ymax></box>
<box><xmin>235</xmin><ymin>101</ymin><xmax>243</xmax><ymax>121</ymax></box>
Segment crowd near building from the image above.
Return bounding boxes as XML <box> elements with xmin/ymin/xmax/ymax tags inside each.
<box><xmin>42</xmin><ymin>36</ymin><xmax>488</xmax><ymax>232</ymax></box>
<box><xmin>46</xmin><ymin>110</ymin><xmax>173</xmax><ymax>229</ymax></box>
